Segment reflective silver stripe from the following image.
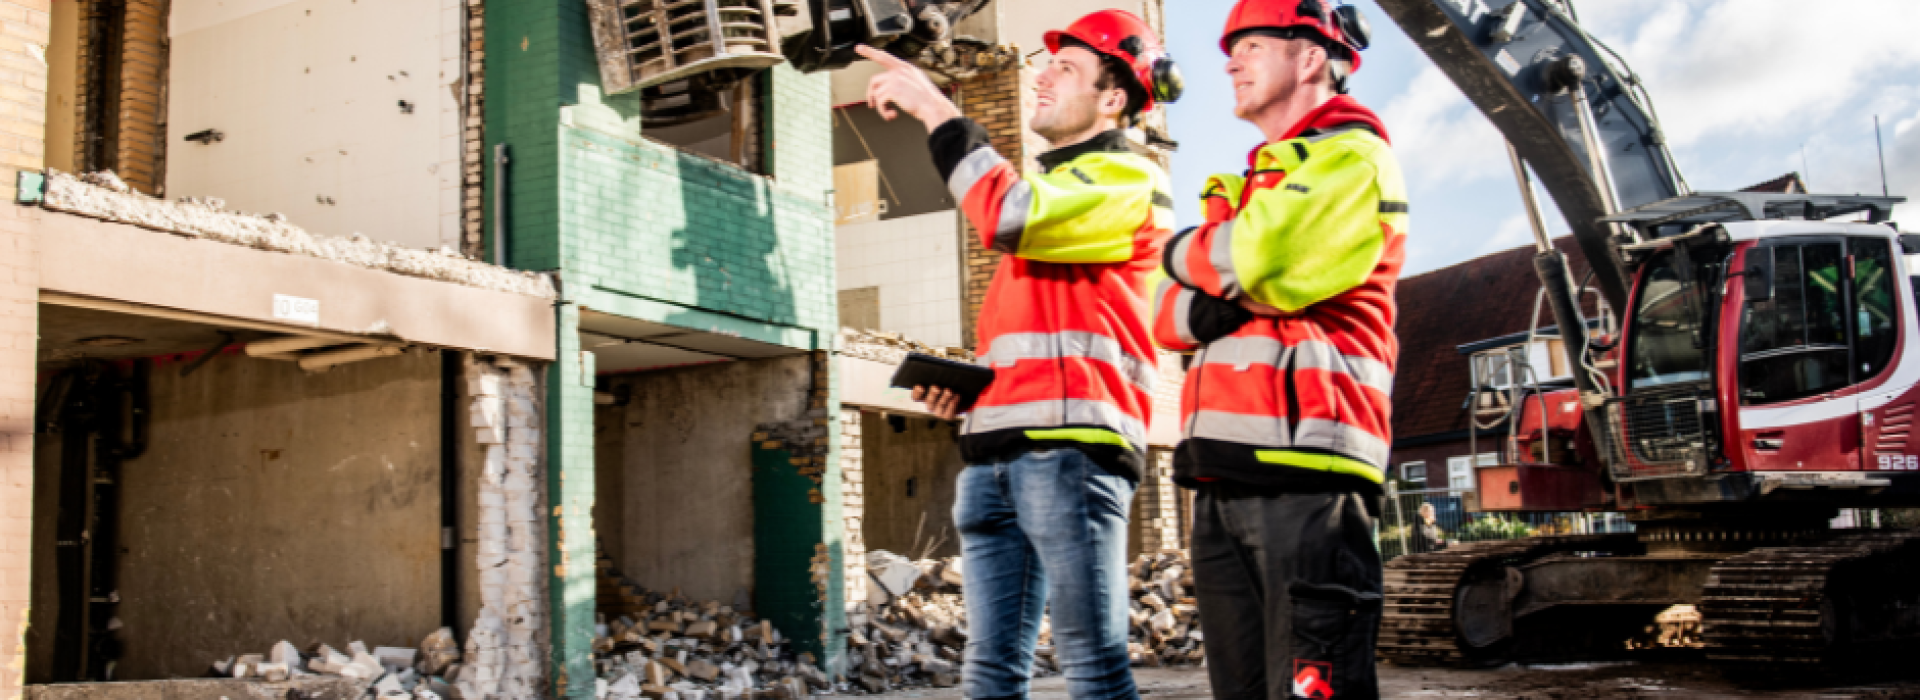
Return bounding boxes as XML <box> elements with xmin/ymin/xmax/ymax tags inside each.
<box><xmin>1290</xmin><ymin>340</ymin><xmax>1395</xmax><ymax>396</ymax></box>
<box><xmin>948</xmin><ymin>146</ymin><xmax>1004</xmax><ymax>205</ymax></box>
<box><xmin>1199</xmin><ymin>337</ymin><xmax>1393</xmax><ymax>396</ymax></box>
<box><xmin>1200</xmin><ymin>335</ymin><xmax>1285</xmax><ymax>372</ymax></box>
<box><xmin>1154</xmin><ymin>276</ymin><xmax>1198</xmax><ymax>346</ymax></box>
<box><xmin>992</xmin><ymin>181</ymin><xmax>1033</xmax><ymax>253</ymax></box>
<box><xmin>963</xmin><ymin>398</ymin><xmax>1148</xmax><ymax>449</ymax></box>
<box><xmin>1344</xmin><ymin>355</ymin><xmax>1394</xmax><ymax>397</ymax></box>
<box><xmin>1293</xmin><ymin>418</ymin><xmax>1390</xmax><ymax>466</ymax></box>
<box><xmin>1166</xmin><ymin>229</ymin><xmax>1198</xmax><ymax>287</ymax></box>
<box><xmin>1209</xmin><ymin>220</ymin><xmax>1242</xmax><ymax>297</ymax></box>
<box><xmin>1189</xmin><ymin>410</ymin><xmax>1289</xmax><ymax>447</ymax></box>
<box><xmin>1186</xmin><ymin>414</ymin><xmax>1387</xmax><ymax>466</ymax></box>
<box><xmin>1172</xmin><ymin>287</ymin><xmax>1198</xmax><ymax>346</ymax></box>
<box><xmin>982</xmin><ymin>331</ymin><xmax>1157</xmax><ymax>394</ymax></box>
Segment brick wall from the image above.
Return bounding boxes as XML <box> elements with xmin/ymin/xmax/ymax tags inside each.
<box><xmin>0</xmin><ymin>2</ymin><xmax>46</xmax><ymax>696</ymax></box>
<box><xmin>0</xmin><ymin>1</ymin><xmax>48</xmax><ymax>203</ymax></box>
<box><xmin>953</xmin><ymin>66</ymin><xmax>1032</xmax><ymax>348</ymax></box>
<box><xmin>111</xmin><ymin>0</ymin><xmax>161</xmax><ymax>195</ymax></box>
<box><xmin>1131</xmin><ymin>449</ymin><xmax>1182</xmax><ymax>556</ymax></box>
<box><xmin>838</xmin><ymin>407</ymin><xmax>866</xmax><ymax>608</ymax></box>
<box><xmin>462</xmin><ymin>1</ymin><xmax>485</xmax><ymax>258</ymax></box>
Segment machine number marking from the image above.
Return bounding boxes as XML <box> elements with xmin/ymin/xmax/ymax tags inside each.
<box><xmin>273</xmin><ymin>294</ymin><xmax>320</xmax><ymax>324</ymax></box>
<box><xmin>1876</xmin><ymin>454</ymin><xmax>1919</xmax><ymax>470</ymax></box>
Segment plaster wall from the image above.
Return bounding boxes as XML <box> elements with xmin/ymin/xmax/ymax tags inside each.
<box><xmin>597</xmin><ymin>356</ymin><xmax>814</xmax><ymax>603</ymax></box>
<box><xmin>27</xmin><ymin>351</ymin><xmax>443</xmax><ymax>682</ymax></box>
<box><xmin>856</xmin><ymin>412</ymin><xmax>965</xmax><ymax>560</ymax></box>
<box><xmin>166</xmin><ymin>0</ymin><xmax>464</xmax><ymax>250</ymax></box>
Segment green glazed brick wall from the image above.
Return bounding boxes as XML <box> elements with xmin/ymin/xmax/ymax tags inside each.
<box><xmin>556</xmin><ymin>96</ymin><xmax>839</xmax><ymax>341</ymax></box>
<box><xmin>487</xmin><ymin>3</ymin><xmax>842</xmax><ymax>697</ymax></box>
<box><xmin>486</xmin><ymin>1</ymin><xmax>838</xmax><ymax>347</ymax></box>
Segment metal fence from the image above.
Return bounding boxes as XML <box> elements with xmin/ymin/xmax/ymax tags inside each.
<box><xmin>1378</xmin><ymin>485</ymin><xmax>1634</xmax><ymax>560</ymax></box>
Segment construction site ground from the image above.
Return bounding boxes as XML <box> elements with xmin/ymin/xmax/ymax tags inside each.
<box><xmin>826</xmin><ymin>663</ymin><xmax>1920</xmax><ymax>699</ymax></box>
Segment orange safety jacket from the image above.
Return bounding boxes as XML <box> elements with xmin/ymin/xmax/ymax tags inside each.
<box><xmin>929</xmin><ymin>118</ymin><xmax>1173</xmax><ymax>481</ymax></box>
<box><xmin>1150</xmin><ymin>96</ymin><xmax>1406</xmax><ymax>494</ymax></box>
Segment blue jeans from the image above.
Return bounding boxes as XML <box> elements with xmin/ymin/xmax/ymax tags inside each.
<box><xmin>953</xmin><ymin>448</ymin><xmax>1139</xmax><ymax>700</ymax></box>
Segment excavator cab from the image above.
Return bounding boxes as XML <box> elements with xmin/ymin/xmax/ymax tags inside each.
<box><xmin>1601</xmin><ymin>194</ymin><xmax>1912</xmax><ymax>503</ymax></box>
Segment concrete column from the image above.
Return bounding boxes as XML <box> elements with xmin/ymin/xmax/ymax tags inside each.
<box><xmin>0</xmin><ymin>2</ymin><xmax>48</xmax><ymax>695</ymax></box>
<box><xmin>0</xmin><ymin>199</ymin><xmax>39</xmax><ymax>700</ymax></box>
<box><xmin>547</xmin><ymin>302</ymin><xmax>596</xmax><ymax>699</ymax></box>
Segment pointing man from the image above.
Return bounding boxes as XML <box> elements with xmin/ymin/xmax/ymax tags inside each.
<box><xmin>858</xmin><ymin>10</ymin><xmax>1182</xmax><ymax>699</ymax></box>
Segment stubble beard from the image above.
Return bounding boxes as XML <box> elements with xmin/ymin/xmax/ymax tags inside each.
<box><xmin>1031</xmin><ymin>96</ymin><xmax>1098</xmax><ymax>146</ymax></box>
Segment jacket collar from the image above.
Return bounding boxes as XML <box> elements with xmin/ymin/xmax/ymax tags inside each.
<box><xmin>1246</xmin><ymin>95</ymin><xmax>1391</xmax><ymax>169</ymax></box>
<box><xmin>1037</xmin><ymin>129</ymin><xmax>1134</xmax><ymax>172</ymax></box>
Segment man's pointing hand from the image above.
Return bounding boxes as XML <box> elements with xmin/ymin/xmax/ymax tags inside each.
<box><xmin>856</xmin><ymin>44</ymin><xmax>962</xmax><ymax>133</ymax></box>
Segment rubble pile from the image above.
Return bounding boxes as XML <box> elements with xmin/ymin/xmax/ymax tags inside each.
<box><xmin>589</xmin><ymin>583</ymin><xmax>833</xmax><ymax>700</ymax></box>
<box><xmin>586</xmin><ymin>548</ymin><xmax>1201</xmax><ymax>699</ymax></box>
<box><xmin>852</xmin><ymin>548</ymin><xmax>1204</xmax><ymax>689</ymax></box>
<box><xmin>207</xmin><ymin>628</ymin><xmax>462</xmax><ymax>699</ymax></box>
<box><xmin>837</xmin><ymin>328</ymin><xmax>973</xmax><ymax>365</ymax></box>
<box><xmin>39</xmin><ymin>169</ymin><xmax>559</xmax><ymax>298</ymax></box>
<box><xmin>1124</xmin><ymin>552</ymin><xmax>1204</xmax><ymax>667</ymax></box>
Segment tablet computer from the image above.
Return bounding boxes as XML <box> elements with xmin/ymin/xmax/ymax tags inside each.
<box><xmin>889</xmin><ymin>353</ymin><xmax>996</xmax><ymax>410</ymax></box>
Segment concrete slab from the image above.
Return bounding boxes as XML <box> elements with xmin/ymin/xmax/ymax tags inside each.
<box><xmin>26</xmin><ymin>677</ymin><xmax>370</xmax><ymax>700</ymax></box>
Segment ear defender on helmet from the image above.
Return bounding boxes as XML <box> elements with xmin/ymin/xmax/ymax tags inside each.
<box><xmin>1151</xmin><ymin>57</ymin><xmax>1184</xmax><ymax>105</ymax></box>
<box><xmin>1333</xmin><ymin>4</ymin><xmax>1371</xmax><ymax>51</ymax></box>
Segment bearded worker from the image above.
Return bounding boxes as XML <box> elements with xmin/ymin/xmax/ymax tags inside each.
<box><xmin>857</xmin><ymin>9</ymin><xmax>1183</xmax><ymax>700</ymax></box>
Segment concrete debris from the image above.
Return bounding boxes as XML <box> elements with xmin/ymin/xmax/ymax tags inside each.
<box><xmin>848</xmin><ymin>549</ymin><xmax>1203</xmax><ymax>681</ymax></box>
<box><xmin>206</xmin><ymin>628</ymin><xmax>462</xmax><ymax>697</ymax></box>
<box><xmin>837</xmin><ymin>328</ymin><xmax>973</xmax><ymax>366</ymax></box>
<box><xmin>40</xmin><ymin>169</ymin><xmax>558</xmax><ymax>299</ymax></box>
<box><xmin>590</xmin><ymin>569</ymin><xmax>837</xmax><ymax>699</ymax></box>
<box><xmin>1627</xmin><ymin>604</ymin><xmax>1703</xmax><ymax>650</ymax></box>
<box><xmin>1125</xmin><ymin>551</ymin><xmax>1204</xmax><ymax>667</ymax></box>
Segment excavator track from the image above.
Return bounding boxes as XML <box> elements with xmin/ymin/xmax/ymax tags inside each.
<box><xmin>1700</xmin><ymin>528</ymin><xmax>1920</xmax><ymax>666</ymax></box>
<box><xmin>1380</xmin><ymin>534</ymin><xmax>1638</xmax><ymax>667</ymax></box>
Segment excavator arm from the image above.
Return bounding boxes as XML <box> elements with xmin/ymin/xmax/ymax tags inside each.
<box><xmin>1373</xmin><ymin>0</ymin><xmax>1685</xmax><ymax>312</ymax></box>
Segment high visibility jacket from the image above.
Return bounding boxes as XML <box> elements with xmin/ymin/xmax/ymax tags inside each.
<box><xmin>929</xmin><ymin>119</ymin><xmax>1173</xmax><ymax>481</ymax></box>
<box><xmin>1151</xmin><ymin>96</ymin><xmax>1407</xmax><ymax>493</ymax></box>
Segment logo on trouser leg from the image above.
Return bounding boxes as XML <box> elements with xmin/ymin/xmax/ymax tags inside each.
<box><xmin>1292</xmin><ymin>659</ymin><xmax>1334</xmax><ymax>699</ymax></box>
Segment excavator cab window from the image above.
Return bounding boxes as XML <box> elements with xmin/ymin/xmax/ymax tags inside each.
<box><xmin>1738</xmin><ymin>241</ymin><xmax>1850</xmax><ymax>404</ymax></box>
<box><xmin>1627</xmin><ymin>250</ymin><xmax>1712</xmax><ymax>390</ymax></box>
<box><xmin>1850</xmin><ymin>236</ymin><xmax>1900</xmax><ymax>380</ymax></box>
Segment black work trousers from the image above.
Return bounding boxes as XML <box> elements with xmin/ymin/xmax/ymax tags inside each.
<box><xmin>1191</xmin><ymin>484</ymin><xmax>1382</xmax><ymax>700</ymax></box>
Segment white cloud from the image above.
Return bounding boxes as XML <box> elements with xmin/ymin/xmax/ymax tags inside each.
<box><xmin>1604</xmin><ymin>0</ymin><xmax>1920</xmax><ymax>148</ymax></box>
<box><xmin>1479</xmin><ymin>212</ymin><xmax>1535</xmax><ymax>256</ymax></box>
<box><xmin>1377</xmin><ymin>65</ymin><xmax>1510</xmax><ymax>188</ymax></box>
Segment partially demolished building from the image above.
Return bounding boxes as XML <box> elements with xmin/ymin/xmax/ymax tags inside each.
<box><xmin>0</xmin><ymin>1</ymin><xmax>1185</xmax><ymax>698</ymax></box>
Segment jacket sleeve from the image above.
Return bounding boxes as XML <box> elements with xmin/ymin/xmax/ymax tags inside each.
<box><xmin>1200</xmin><ymin>173</ymin><xmax>1245</xmax><ymax>224</ymax></box>
<box><xmin>1162</xmin><ymin>139</ymin><xmax>1391</xmax><ymax>312</ymax></box>
<box><xmin>1149</xmin><ymin>265</ymin><xmax>1252</xmax><ymax>352</ymax></box>
<box><xmin>930</xmin><ymin>118</ymin><xmax>1163</xmax><ymax>264</ymax></box>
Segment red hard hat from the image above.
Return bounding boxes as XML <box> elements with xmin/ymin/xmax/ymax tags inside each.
<box><xmin>1220</xmin><ymin>0</ymin><xmax>1365</xmax><ymax>72</ymax></box>
<box><xmin>1043</xmin><ymin>9</ymin><xmax>1183</xmax><ymax>114</ymax></box>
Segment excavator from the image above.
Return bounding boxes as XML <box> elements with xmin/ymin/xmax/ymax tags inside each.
<box><xmin>585</xmin><ymin>0</ymin><xmax>1920</xmax><ymax>669</ymax></box>
<box><xmin>1373</xmin><ymin>0</ymin><xmax>1920</xmax><ymax>668</ymax></box>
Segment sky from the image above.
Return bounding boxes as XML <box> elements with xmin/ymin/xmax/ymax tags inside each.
<box><xmin>1162</xmin><ymin>0</ymin><xmax>1920</xmax><ymax>277</ymax></box>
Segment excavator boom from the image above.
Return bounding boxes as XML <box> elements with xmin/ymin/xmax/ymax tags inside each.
<box><xmin>1373</xmin><ymin>0</ymin><xmax>1685</xmax><ymax>312</ymax></box>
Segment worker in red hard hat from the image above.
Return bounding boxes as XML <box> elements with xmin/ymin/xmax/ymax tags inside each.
<box><xmin>855</xmin><ymin>8</ymin><xmax>1181</xmax><ymax>700</ymax></box>
<box><xmin>1150</xmin><ymin>0</ymin><xmax>1400</xmax><ymax>698</ymax></box>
